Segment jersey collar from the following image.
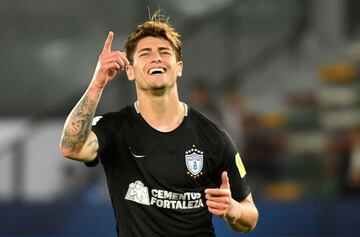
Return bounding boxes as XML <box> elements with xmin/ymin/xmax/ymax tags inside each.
<box><xmin>134</xmin><ymin>101</ymin><xmax>188</xmax><ymax>117</ymax></box>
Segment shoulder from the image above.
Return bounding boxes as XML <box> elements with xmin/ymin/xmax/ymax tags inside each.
<box><xmin>188</xmin><ymin>106</ymin><xmax>229</xmax><ymax>142</ymax></box>
<box><xmin>188</xmin><ymin>107</ymin><xmax>223</xmax><ymax>132</ymax></box>
<box><xmin>92</xmin><ymin>105</ymin><xmax>136</xmax><ymax>126</ymax></box>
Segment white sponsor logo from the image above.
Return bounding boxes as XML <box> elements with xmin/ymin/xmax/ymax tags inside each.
<box><xmin>124</xmin><ymin>180</ymin><xmax>204</xmax><ymax>209</ymax></box>
<box><xmin>125</xmin><ymin>181</ymin><xmax>150</xmax><ymax>205</ymax></box>
<box><xmin>129</xmin><ymin>147</ymin><xmax>146</xmax><ymax>158</ymax></box>
<box><xmin>92</xmin><ymin>116</ymin><xmax>103</xmax><ymax>126</ymax></box>
<box><xmin>131</xmin><ymin>153</ymin><xmax>146</xmax><ymax>158</ymax></box>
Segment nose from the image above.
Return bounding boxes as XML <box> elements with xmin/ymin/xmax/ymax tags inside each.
<box><xmin>151</xmin><ymin>51</ymin><xmax>162</xmax><ymax>63</ymax></box>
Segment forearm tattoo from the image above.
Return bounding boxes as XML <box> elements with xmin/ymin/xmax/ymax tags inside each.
<box><xmin>61</xmin><ymin>95</ymin><xmax>97</xmax><ymax>152</ymax></box>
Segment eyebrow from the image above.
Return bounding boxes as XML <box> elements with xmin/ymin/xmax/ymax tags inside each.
<box><xmin>136</xmin><ymin>47</ymin><xmax>172</xmax><ymax>54</ymax></box>
<box><xmin>137</xmin><ymin>48</ymin><xmax>151</xmax><ymax>54</ymax></box>
<box><xmin>158</xmin><ymin>47</ymin><xmax>172</xmax><ymax>51</ymax></box>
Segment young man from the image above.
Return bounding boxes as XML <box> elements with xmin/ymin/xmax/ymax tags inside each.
<box><xmin>60</xmin><ymin>12</ymin><xmax>258</xmax><ymax>236</ymax></box>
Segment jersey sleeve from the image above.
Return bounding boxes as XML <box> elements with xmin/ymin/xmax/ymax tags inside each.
<box><xmin>85</xmin><ymin>113</ymin><xmax>113</xmax><ymax>167</ymax></box>
<box><xmin>220</xmin><ymin>129</ymin><xmax>251</xmax><ymax>201</ymax></box>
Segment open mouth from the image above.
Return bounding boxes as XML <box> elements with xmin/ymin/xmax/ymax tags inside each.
<box><xmin>148</xmin><ymin>67</ymin><xmax>166</xmax><ymax>75</ymax></box>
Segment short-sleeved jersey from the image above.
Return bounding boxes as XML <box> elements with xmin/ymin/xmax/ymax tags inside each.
<box><xmin>88</xmin><ymin>102</ymin><xmax>250</xmax><ymax>237</ymax></box>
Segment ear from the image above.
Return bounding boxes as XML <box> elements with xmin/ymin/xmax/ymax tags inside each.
<box><xmin>177</xmin><ymin>61</ymin><xmax>183</xmax><ymax>77</ymax></box>
<box><xmin>126</xmin><ymin>65</ymin><xmax>135</xmax><ymax>81</ymax></box>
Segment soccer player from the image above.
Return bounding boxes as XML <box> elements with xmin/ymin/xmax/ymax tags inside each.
<box><xmin>60</xmin><ymin>12</ymin><xmax>258</xmax><ymax>237</ymax></box>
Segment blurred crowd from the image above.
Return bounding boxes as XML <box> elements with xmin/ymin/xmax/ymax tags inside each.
<box><xmin>188</xmin><ymin>70</ymin><xmax>360</xmax><ymax>201</ymax></box>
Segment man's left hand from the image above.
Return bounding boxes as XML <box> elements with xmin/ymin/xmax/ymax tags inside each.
<box><xmin>205</xmin><ymin>171</ymin><xmax>235</xmax><ymax>217</ymax></box>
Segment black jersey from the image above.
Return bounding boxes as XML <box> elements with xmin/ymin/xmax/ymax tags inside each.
<box><xmin>88</xmin><ymin>102</ymin><xmax>251</xmax><ymax>237</ymax></box>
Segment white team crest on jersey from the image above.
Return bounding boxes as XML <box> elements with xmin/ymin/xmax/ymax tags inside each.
<box><xmin>185</xmin><ymin>146</ymin><xmax>204</xmax><ymax>178</ymax></box>
<box><xmin>125</xmin><ymin>180</ymin><xmax>150</xmax><ymax>205</ymax></box>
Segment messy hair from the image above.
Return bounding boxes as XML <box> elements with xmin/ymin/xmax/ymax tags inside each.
<box><xmin>124</xmin><ymin>10</ymin><xmax>182</xmax><ymax>64</ymax></box>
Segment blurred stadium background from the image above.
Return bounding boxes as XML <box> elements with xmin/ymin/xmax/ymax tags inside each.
<box><xmin>1</xmin><ymin>0</ymin><xmax>360</xmax><ymax>236</ymax></box>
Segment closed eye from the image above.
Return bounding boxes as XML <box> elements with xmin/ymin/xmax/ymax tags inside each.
<box><xmin>139</xmin><ymin>52</ymin><xmax>150</xmax><ymax>57</ymax></box>
<box><xmin>160</xmin><ymin>50</ymin><xmax>171</xmax><ymax>55</ymax></box>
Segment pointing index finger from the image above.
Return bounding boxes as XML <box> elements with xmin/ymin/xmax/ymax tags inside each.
<box><xmin>103</xmin><ymin>31</ymin><xmax>114</xmax><ymax>52</ymax></box>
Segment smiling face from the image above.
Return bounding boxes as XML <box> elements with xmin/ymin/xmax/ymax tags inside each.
<box><xmin>126</xmin><ymin>36</ymin><xmax>183</xmax><ymax>94</ymax></box>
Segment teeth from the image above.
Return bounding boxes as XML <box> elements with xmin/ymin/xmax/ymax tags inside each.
<box><xmin>149</xmin><ymin>68</ymin><xmax>165</xmax><ymax>74</ymax></box>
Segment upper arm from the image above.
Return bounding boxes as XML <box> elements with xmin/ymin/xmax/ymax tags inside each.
<box><xmin>63</xmin><ymin>131</ymin><xmax>99</xmax><ymax>163</ymax></box>
<box><xmin>219</xmin><ymin>129</ymin><xmax>251</xmax><ymax>200</ymax></box>
<box><xmin>77</xmin><ymin>131</ymin><xmax>99</xmax><ymax>162</ymax></box>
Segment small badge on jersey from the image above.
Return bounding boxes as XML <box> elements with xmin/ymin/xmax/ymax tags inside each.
<box><xmin>185</xmin><ymin>145</ymin><xmax>204</xmax><ymax>178</ymax></box>
<box><xmin>235</xmin><ymin>153</ymin><xmax>247</xmax><ymax>178</ymax></box>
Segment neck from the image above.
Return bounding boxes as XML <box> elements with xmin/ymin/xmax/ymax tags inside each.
<box><xmin>136</xmin><ymin>85</ymin><xmax>185</xmax><ymax>132</ymax></box>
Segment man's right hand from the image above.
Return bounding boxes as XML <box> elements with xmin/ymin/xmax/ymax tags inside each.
<box><xmin>91</xmin><ymin>31</ymin><xmax>130</xmax><ymax>89</ymax></box>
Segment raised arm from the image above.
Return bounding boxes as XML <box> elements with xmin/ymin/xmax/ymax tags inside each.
<box><xmin>60</xmin><ymin>31</ymin><xmax>129</xmax><ymax>162</ymax></box>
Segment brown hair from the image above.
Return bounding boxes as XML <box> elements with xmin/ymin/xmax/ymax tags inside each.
<box><xmin>124</xmin><ymin>10</ymin><xmax>182</xmax><ymax>64</ymax></box>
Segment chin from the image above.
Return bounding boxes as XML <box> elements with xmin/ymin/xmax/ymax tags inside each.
<box><xmin>149</xmin><ymin>80</ymin><xmax>169</xmax><ymax>90</ymax></box>
<box><xmin>150</xmin><ymin>87</ymin><xmax>167</xmax><ymax>96</ymax></box>
<box><xmin>151</xmin><ymin>84</ymin><xmax>166</xmax><ymax>90</ymax></box>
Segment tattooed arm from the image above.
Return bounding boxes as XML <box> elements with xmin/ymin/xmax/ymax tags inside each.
<box><xmin>60</xmin><ymin>89</ymin><xmax>101</xmax><ymax>162</ymax></box>
<box><xmin>59</xmin><ymin>31</ymin><xmax>129</xmax><ymax>162</ymax></box>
